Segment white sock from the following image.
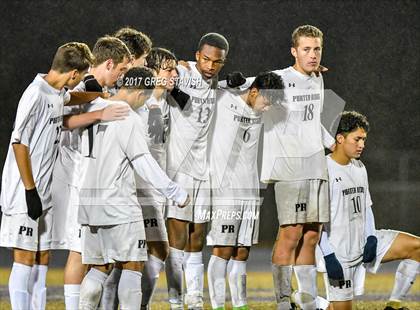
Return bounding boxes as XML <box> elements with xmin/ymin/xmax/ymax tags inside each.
<box><xmin>141</xmin><ymin>254</ymin><xmax>164</xmax><ymax>307</ymax></box>
<box><xmin>184</xmin><ymin>251</ymin><xmax>204</xmax><ymax>306</ymax></box>
<box><xmin>272</xmin><ymin>264</ymin><xmax>292</xmax><ymax>310</ymax></box>
<box><xmin>390</xmin><ymin>259</ymin><xmax>419</xmax><ymax>301</ymax></box>
<box><xmin>165</xmin><ymin>247</ymin><xmax>184</xmax><ymax>306</ymax></box>
<box><xmin>228</xmin><ymin>259</ymin><xmax>248</xmax><ymax>308</ymax></box>
<box><xmin>208</xmin><ymin>255</ymin><xmax>228</xmax><ymax>309</ymax></box>
<box><xmin>64</xmin><ymin>284</ymin><xmax>80</xmax><ymax>310</ymax></box>
<box><xmin>118</xmin><ymin>269</ymin><xmax>142</xmax><ymax>310</ymax></box>
<box><xmin>99</xmin><ymin>267</ymin><xmax>121</xmax><ymax>310</ymax></box>
<box><xmin>29</xmin><ymin>264</ymin><xmax>48</xmax><ymax>310</ymax></box>
<box><xmin>79</xmin><ymin>268</ymin><xmax>108</xmax><ymax>310</ymax></box>
<box><xmin>293</xmin><ymin>265</ymin><xmax>317</xmax><ymax>298</ymax></box>
<box><xmin>9</xmin><ymin>262</ymin><xmax>32</xmax><ymax>310</ymax></box>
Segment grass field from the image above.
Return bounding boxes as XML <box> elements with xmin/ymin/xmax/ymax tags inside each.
<box><xmin>1</xmin><ymin>268</ymin><xmax>419</xmax><ymax>309</ymax></box>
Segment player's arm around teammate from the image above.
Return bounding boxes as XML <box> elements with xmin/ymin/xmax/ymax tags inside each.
<box><xmin>0</xmin><ymin>42</ymin><xmax>93</xmax><ymax>310</ymax></box>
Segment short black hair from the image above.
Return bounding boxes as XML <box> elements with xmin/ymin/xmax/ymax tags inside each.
<box><xmin>120</xmin><ymin>67</ymin><xmax>155</xmax><ymax>90</ymax></box>
<box><xmin>146</xmin><ymin>47</ymin><xmax>177</xmax><ymax>72</ymax></box>
<box><xmin>197</xmin><ymin>32</ymin><xmax>229</xmax><ymax>54</ymax></box>
<box><xmin>114</xmin><ymin>27</ymin><xmax>152</xmax><ymax>59</ymax></box>
<box><xmin>250</xmin><ymin>71</ymin><xmax>285</xmax><ymax>104</ymax></box>
<box><xmin>336</xmin><ymin>111</ymin><xmax>370</xmax><ymax>136</ymax></box>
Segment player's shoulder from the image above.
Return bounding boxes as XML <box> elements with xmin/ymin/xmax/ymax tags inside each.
<box><xmin>272</xmin><ymin>67</ymin><xmax>293</xmax><ymax>78</ymax></box>
<box><xmin>350</xmin><ymin>158</ymin><xmax>368</xmax><ymax>175</ymax></box>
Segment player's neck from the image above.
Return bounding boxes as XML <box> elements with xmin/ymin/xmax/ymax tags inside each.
<box><xmin>153</xmin><ymin>88</ymin><xmax>165</xmax><ymax>100</ymax></box>
<box><xmin>331</xmin><ymin>149</ymin><xmax>351</xmax><ymax>165</ymax></box>
<box><xmin>293</xmin><ymin>63</ymin><xmax>312</xmax><ymax>76</ymax></box>
<box><xmin>44</xmin><ymin>70</ymin><xmax>68</xmax><ymax>90</ymax></box>
<box><xmin>240</xmin><ymin>91</ymin><xmax>252</xmax><ymax>108</ymax></box>
<box><xmin>89</xmin><ymin>67</ymin><xmax>106</xmax><ymax>87</ymax></box>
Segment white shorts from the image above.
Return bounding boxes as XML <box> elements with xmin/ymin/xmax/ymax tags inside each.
<box><xmin>51</xmin><ymin>177</ymin><xmax>81</xmax><ymax>252</ymax></box>
<box><xmin>365</xmin><ymin>229</ymin><xmax>399</xmax><ymax>274</ymax></box>
<box><xmin>274</xmin><ymin>179</ymin><xmax>329</xmax><ymax>226</ymax></box>
<box><xmin>324</xmin><ymin>263</ymin><xmax>366</xmax><ymax>302</ymax></box>
<box><xmin>81</xmin><ymin>221</ymin><xmax>148</xmax><ymax>265</ymax></box>
<box><xmin>141</xmin><ymin>202</ymin><xmax>168</xmax><ymax>242</ymax></box>
<box><xmin>206</xmin><ymin>199</ymin><xmax>260</xmax><ymax>247</ymax></box>
<box><xmin>0</xmin><ymin>208</ymin><xmax>53</xmax><ymax>252</ymax></box>
<box><xmin>165</xmin><ymin>172</ymin><xmax>211</xmax><ymax>223</ymax></box>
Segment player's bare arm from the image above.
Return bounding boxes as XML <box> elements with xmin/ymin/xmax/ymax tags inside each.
<box><xmin>12</xmin><ymin>143</ymin><xmax>35</xmax><ymax>190</ymax></box>
<box><xmin>63</xmin><ymin>103</ymin><xmax>129</xmax><ymax>130</ymax></box>
<box><xmin>65</xmin><ymin>91</ymin><xmax>109</xmax><ymax>106</ymax></box>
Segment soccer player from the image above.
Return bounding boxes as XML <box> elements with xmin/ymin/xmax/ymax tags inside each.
<box><xmin>50</xmin><ymin>36</ymin><xmax>131</xmax><ymax>309</ymax></box>
<box><xmin>250</xmin><ymin>25</ymin><xmax>334</xmax><ymax>310</ymax></box>
<box><xmin>135</xmin><ymin>47</ymin><xmax>178</xmax><ymax>309</ymax></box>
<box><xmin>77</xmin><ymin>66</ymin><xmax>190</xmax><ymax>309</ymax></box>
<box><xmin>318</xmin><ymin>111</ymin><xmax>420</xmax><ymax>310</ymax></box>
<box><xmin>165</xmin><ymin>32</ymin><xmax>229</xmax><ymax>309</ymax></box>
<box><xmin>206</xmin><ymin>72</ymin><xmax>284</xmax><ymax>310</ymax></box>
<box><xmin>0</xmin><ymin>42</ymin><xmax>93</xmax><ymax>310</ymax></box>
<box><xmin>114</xmin><ymin>26</ymin><xmax>152</xmax><ymax>67</ymax></box>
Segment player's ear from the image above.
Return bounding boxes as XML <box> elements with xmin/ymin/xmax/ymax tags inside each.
<box><xmin>105</xmin><ymin>59</ymin><xmax>114</xmax><ymax>71</ymax></box>
<box><xmin>69</xmin><ymin>69</ymin><xmax>78</xmax><ymax>80</ymax></box>
<box><xmin>195</xmin><ymin>51</ymin><xmax>200</xmax><ymax>62</ymax></box>
<box><xmin>336</xmin><ymin>133</ymin><xmax>345</xmax><ymax>144</ymax></box>
<box><xmin>291</xmin><ymin>47</ymin><xmax>297</xmax><ymax>58</ymax></box>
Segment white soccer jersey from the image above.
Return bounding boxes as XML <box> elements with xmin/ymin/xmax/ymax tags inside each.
<box><xmin>77</xmin><ymin>98</ymin><xmax>150</xmax><ymax>226</ymax></box>
<box><xmin>135</xmin><ymin>94</ymin><xmax>170</xmax><ymax>202</ymax></box>
<box><xmin>53</xmin><ymin>81</ymin><xmax>89</xmax><ymax>187</ymax></box>
<box><xmin>260</xmin><ymin>66</ymin><xmax>330</xmax><ymax>182</ymax></box>
<box><xmin>326</xmin><ymin>155</ymin><xmax>373</xmax><ymax>267</ymax></box>
<box><xmin>210</xmin><ymin>91</ymin><xmax>262</xmax><ymax>200</ymax></box>
<box><xmin>166</xmin><ymin>61</ymin><xmax>217</xmax><ymax>180</ymax></box>
<box><xmin>1</xmin><ymin>74</ymin><xmax>65</xmax><ymax>215</ymax></box>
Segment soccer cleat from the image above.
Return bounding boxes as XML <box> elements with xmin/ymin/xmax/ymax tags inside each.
<box><xmin>384</xmin><ymin>300</ymin><xmax>410</xmax><ymax>310</ymax></box>
<box><xmin>233</xmin><ymin>306</ymin><xmax>249</xmax><ymax>310</ymax></box>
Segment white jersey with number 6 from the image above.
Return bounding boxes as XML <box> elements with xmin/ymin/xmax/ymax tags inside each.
<box><xmin>210</xmin><ymin>91</ymin><xmax>262</xmax><ymax>200</ymax></box>
<box><xmin>1</xmin><ymin>74</ymin><xmax>65</xmax><ymax>215</ymax></box>
<box><xmin>326</xmin><ymin>155</ymin><xmax>373</xmax><ymax>267</ymax></box>
<box><xmin>166</xmin><ymin>61</ymin><xmax>217</xmax><ymax>181</ymax></box>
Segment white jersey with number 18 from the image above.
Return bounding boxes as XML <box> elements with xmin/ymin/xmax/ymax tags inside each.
<box><xmin>261</xmin><ymin>66</ymin><xmax>329</xmax><ymax>182</ymax></box>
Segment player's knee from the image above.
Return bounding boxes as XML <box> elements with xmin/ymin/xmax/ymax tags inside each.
<box><xmin>13</xmin><ymin>249</ymin><xmax>36</xmax><ymax>266</ymax></box>
<box><xmin>148</xmin><ymin>242</ymin><xmax>169</xmax><ymax>261</ymax></box>
<box><xmin>409</xmin><ymin>237</ymin><xmax>420</xmax><ymax>261</ymax></box>
<box><xmin>36</xmin><ymin>250</ymin><xmax>49</xmax><ymax>265</ymax></box>
<box><xmin>279</xmin><ymin>231</ymin><xmax>302</xmax><ymax>251</ymax></box>
<box><xmin>302</xmin><ymin>230</ymin><xmax>320</xmax><ymax>249</ymax></box>
<box><xmin>213</xmin><ymin>246</ymin><xmax>234</xmax><ymax>260</ymax></box>
<box><xmin>233</xmin><ymin>247</ymin><xmax>250</xmax><ymax>261</ymax></box>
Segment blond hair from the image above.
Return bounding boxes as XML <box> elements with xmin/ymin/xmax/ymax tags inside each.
<box><xmin>291</xmin><ymin>25</ymin><xmax>323</xmax><ymax>47</ymax></box>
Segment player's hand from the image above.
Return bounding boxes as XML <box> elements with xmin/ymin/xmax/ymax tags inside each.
<box><xmin>101</xmin><ymin>103</ymin><xmax>130</xmax><ymax>121</ymax></box>
<box><xmin>25</xmin><ymin>188</ymin><xmax>43</xmax><ymax>221</ymax></box>
<box><xmin>178</xmin><ymin>60</ymin><xmax>191</xmax><ymax>71</ymax></box>
<box><xmin>178</xmin><ymin>195</ymin><xmax>191</xmax><ymax>208</ymax></box>
<box><xmin>315</xmin><ymin>65</ymin><xmax>329</xmax><ymax>77</ymax></box>
<box><xmin>362</xmin><ymin>235</ymin><xmax>378</xmax><ymax>263</ymax></box>
<box><xmin>324</xmin><ymin>253</ymin><xmax>344</xmax><ymax>283</ymax></box>
<box><xmin>226</xmin><ymin>71</ymin><xmax>246</xmax><ymax>88</ymax></box>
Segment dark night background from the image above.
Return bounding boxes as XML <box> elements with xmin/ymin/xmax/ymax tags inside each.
<box><xmin>0</xmin><ymin>0</ymin><xmax>419</xmax><ymax>242</ymax></box>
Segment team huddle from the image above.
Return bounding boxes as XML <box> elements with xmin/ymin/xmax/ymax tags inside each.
<box><xmin>0</xmin><ymin>24</ymin><xmax>419</xmax><ymax>310</ymax></box>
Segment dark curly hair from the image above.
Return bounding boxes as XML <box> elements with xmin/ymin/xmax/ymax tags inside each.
<box><xmin>335</xmin><ymin>111</ymin><xmax>370</xmax><ymax>136</ymax></box>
